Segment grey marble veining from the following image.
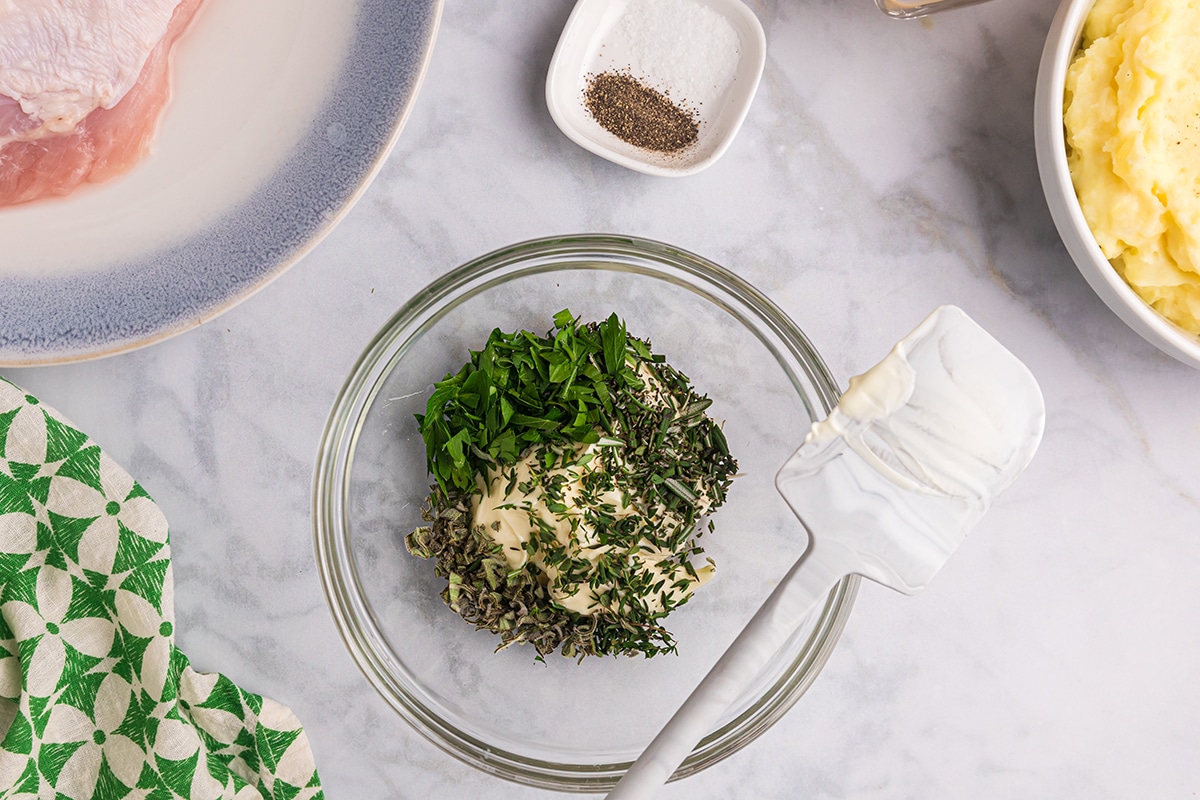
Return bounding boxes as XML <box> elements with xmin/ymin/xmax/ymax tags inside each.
<box><xmin>9</xmin><ymin>0</ymin><xmax>1200</xmax><ymax>796</ymax></box>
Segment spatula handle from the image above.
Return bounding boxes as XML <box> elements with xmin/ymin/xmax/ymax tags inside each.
<box><xmin>607</xmin><ymin>541</ymin><xmax>853</xmax><ymax>799</ymax></box>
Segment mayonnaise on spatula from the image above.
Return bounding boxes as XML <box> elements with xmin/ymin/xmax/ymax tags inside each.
<box><xmin>607</xmin><ymin>305</ymin><xmax>1046</xmax><ymax>799</ymax></box>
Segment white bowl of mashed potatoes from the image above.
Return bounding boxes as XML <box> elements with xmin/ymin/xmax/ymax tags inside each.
<box><xmin>1035</xmin><ymin>0</ymin><xmax>1200</xmax><ymax>369</ymax></box>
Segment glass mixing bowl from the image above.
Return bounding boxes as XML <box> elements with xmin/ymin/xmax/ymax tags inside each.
<box><xmin>312</xmin><ymin>234</ymin><xmax>858</xmax><ymax>791</ymax></box>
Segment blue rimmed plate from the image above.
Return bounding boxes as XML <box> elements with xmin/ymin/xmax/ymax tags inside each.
<box><xmin>0</xmin><ymin>0</ymin><xmax>442</xmax><ymax>366</ymax></box>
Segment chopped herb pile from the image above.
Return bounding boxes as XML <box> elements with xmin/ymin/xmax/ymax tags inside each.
<box><xmin>405</xmin><ymin>311</ymin><xmax>737</xmax><ymax>660</ymax></box>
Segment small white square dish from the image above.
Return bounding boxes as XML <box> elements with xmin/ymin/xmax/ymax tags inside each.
<box><xmin>546</xmin><ymin>0</ymin><xmax>766</xmax><ymax>177</ymax></box>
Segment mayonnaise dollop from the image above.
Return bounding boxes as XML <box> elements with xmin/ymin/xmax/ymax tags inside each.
<box><xmin>472</xmin><ymin>442</ymin><xmax>713</xmax><ymax>616</ymax></box>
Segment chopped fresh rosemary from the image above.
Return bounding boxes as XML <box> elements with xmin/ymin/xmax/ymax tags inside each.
<box><xmin>405</xmin><ymin>311</ymin><xmax>737</xmax><ymax>660</ymax></box>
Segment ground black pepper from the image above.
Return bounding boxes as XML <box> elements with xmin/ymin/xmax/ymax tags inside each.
<box><xmin>583</xmin><ymin>71</ymin><xmax>699</xmax><ymax>153</ymax></box>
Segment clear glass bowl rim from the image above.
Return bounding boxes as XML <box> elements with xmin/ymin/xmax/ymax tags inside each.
<box><xmin>312</xmin><ymin>233</ymin><xmax>860</xmax><ymax>792</ymax></box>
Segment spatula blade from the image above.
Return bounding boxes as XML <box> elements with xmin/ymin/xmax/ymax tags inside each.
<box><xmin>776</xmin><ymin>305</ymin><xmax>1045</xmax><ymax>594</ymax></box>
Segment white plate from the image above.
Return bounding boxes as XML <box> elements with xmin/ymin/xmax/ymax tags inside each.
<box><xmin>546</xmin><ymin>0</ymin><xmax>766</xmax><ymax>177</ymax></box>
<box><xmin>0</xmin><ymin>0</ymin><xmax>442</xmax><ymax>366</ymax></box>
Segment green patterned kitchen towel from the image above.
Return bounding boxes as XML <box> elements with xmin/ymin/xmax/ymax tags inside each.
<box><xmin>0</xmin><ymin>377</ymin><xmax>322</xmax><ymax>800</ymax></box>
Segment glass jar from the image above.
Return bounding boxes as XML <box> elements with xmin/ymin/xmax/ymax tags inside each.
<box><xmin>876</xmin><ymin>0</ymin><xmax>992</xmax><ymax>19</ymax></box>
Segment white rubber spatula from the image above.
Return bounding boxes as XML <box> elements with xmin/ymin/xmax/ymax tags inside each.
<box><xmin>607</xmin><ymin>305</ymin><xmax>1046</xmax><ymax>799</ymax></box>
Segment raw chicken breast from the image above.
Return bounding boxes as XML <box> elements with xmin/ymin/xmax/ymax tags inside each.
<box><xmin>0</xmin><ymin>0</ymin><xmax>205</xmax><ymax>207</ymax></box>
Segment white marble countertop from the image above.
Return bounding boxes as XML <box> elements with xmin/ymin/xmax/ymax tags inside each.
<box><xmin>10</xmin><ymin>0</ymin><xmax>1200</xmax><ymax>796</ymax></box>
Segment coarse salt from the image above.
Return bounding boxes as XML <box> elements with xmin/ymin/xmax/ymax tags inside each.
<box><xmin>613</xmin><ymin>0</ymin><xmax>742</xmax><ymax>109</ymax></box>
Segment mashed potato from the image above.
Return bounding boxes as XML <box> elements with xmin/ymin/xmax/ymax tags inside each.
<box><xmin>1065</xmin><ymin>0</ymin><xmax>1200</xmax><ymax>334</ymax></box>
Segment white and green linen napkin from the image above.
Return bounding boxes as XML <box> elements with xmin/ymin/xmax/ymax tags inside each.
<box><xmin>0</xmin><ymin>377</ymin><xmax>322</xmax><ymax>800</ymax></box>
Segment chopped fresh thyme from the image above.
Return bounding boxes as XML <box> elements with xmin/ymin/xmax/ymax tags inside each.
<box><xmin>405</xmin><ymin>311</ymin><xmax>737</xmax><ymax>660</ymax></box>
